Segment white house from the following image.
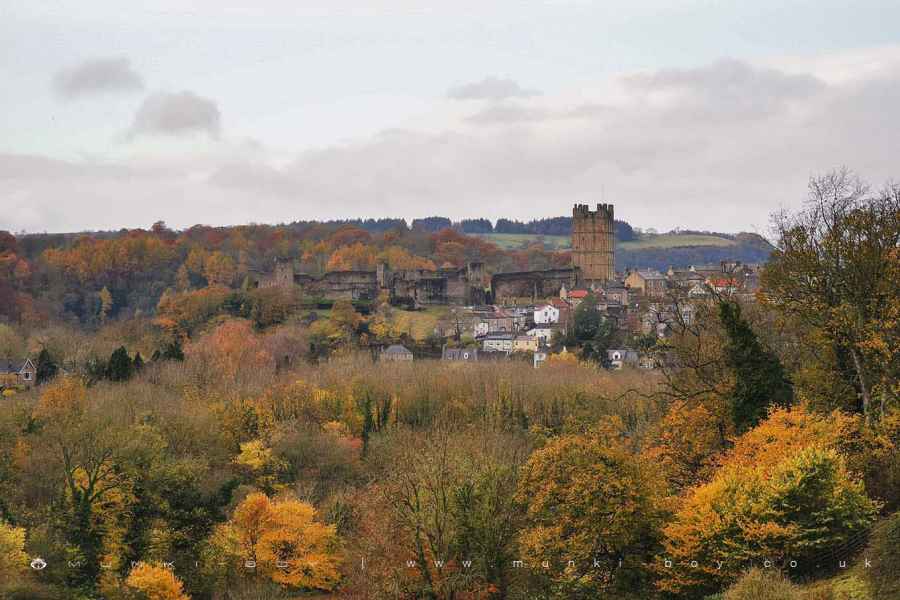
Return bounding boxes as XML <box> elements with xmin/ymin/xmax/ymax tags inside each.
<box><xmin>527</xmin><ymin>326</ymin><xmax>554</xmax><ymax>345</ymax></box>
<box><xmin>533</xmin><ymin>304</ymin><xmax>560</xmax><ymax>324</ymax></box>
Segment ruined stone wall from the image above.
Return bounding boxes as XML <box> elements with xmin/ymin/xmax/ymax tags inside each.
<box><xmin>491</xmin><ymin>268</ymin><xmax>578</xmax><ymax>302</ymax></box>
<box><xmin>254</xmin><ymin>260</ymin><xmax>482</xmax><ymax>305</ymax></box>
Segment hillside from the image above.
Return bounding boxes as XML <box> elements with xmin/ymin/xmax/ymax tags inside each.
<box><xmin>475</xmin><ymin>231</ymin><xmax>775</xmax><ymax>270</ymax></box>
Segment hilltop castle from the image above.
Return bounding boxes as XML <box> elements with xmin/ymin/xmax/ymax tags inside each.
<box><xmin>253</xmin><ymin>203</ymin><xmax>614</xmax><ymax>303</ymax></box>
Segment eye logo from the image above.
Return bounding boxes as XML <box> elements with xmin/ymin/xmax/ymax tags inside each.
<box><xmin>30</xmin><ymin>557</ymin><xmax>48</xmax><ymax>570</ymax></box>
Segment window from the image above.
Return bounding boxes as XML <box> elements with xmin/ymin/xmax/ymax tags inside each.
<box><xmin>23</xmin><ymin>371</ymin><xmax>32</xmax><ymax>380</ymax></box>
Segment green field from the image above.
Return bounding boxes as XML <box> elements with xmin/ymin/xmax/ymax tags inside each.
<box><xmin>474</xmin><ymin>232</ymin><xmax>736</xmax><ymax>251</ymax></box>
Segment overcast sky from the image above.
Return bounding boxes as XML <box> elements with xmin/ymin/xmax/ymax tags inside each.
<box><xmin>2</xmin><ymin>1</ymin><xmax>899</xmax><ymax>234</ymax></box>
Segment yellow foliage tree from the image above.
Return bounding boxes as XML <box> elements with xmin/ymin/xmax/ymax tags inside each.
<box><xmin>125</xmin><ymin>563</ymin><xmax>191</xmax><ymax>600</ymax></box>
<box><xmin>207</xmin><ymin>492</ymin><xmax>341</xmax><ymax>591</ymax></box>
<box><xmin>326</xmin><ymin>242</ymin><xmax>376</xmax><ymax>272</ymax></box>
<box><xmin>516</xmin><ymin>420</ymin><xmax>668</xmax><ymax>595</ymax></box>
<box><xmin>659</xmin><ymin>431</ymin><xmax>878</xmax><ymax>597</ymax></box>
<box><xmin>642</xmin><ymin>400</ymin><xmax>728</xmax><ymax>491</ymax></box>
<box><xmin>0</xmin><ymin>519</ymin><xmax>27</xmax><ymax>587</ymax></box>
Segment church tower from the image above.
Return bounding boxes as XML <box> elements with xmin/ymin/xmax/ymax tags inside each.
<box><xmin>572</xmin><ymin>203</ymin><xmax>615</xmax><ymax>283</ymax></box>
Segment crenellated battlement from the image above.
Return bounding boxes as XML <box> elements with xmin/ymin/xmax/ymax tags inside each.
<box><xmin>573</xmin><ymin>203</ymin><xmax>614</xmax><ymax>220</ymax></box>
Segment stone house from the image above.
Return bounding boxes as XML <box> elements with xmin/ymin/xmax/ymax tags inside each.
<box><xmin>625</xmin><ymin>269</ymin><xmax>668</xmax><ymax>298</ymax></box>
<box><xmin>512</xmin><ymin>335</ymin><xmax>539</xmax><ymax>353</ymax></box>
<box><xmin>0</xmin><ymin>358</ymin><xmax>36</xmax><ymax>389</ymax></box>
<box><xmin>482</xmin><ymin>334</ymin><xmax>515</xmax><ymax>353</ymax></box>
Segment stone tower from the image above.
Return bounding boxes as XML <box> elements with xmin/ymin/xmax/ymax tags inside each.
<box><xmin>572</xmin><ymin>203</ymin><xmax>615</xmax><ymax>282</ymax></box>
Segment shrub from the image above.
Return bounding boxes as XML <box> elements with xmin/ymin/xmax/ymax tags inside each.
<box><xmin>866</xmin><ymin>512</ymin><xmax>900</xmax><ymax>598</ymax></box>
<box><xmin>722</xmin><ymin>568</ymin><xmax>802</xmax><ymax>600</ymax></box>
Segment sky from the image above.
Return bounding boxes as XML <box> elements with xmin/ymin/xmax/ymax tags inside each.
<box><xmin>2</xmin><ymin>1</ymin><xmax>899</xmax><ymax>234</ymax></box>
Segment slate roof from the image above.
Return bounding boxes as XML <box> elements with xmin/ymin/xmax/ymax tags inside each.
<box><xmin>0</xmin><ymin>359</ymin><xmax>29</xmax><ymax>374</ymax></box>
<box><xmin>382</xmin><ymin>344</ymin><xmax>412</xmax><ymax>356</ymax></box>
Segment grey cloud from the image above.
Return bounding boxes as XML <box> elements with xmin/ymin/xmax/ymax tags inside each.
<box><xmin>465</xmin><ymin>103</ymin><xmax>551</xmax><ymax>124</ymax></box>
<box><xmin>624</xmin><ymin>58</ymin><xmax>827</xmax><ymax>121</ymax></box>
<box><xmin>5</xmin><ymin>58</ymin><xmax>900</xmax><ymax>235</ymax></box>
<box><xmin>125</xmin><ymin>91</ymin><xmax>222</xmax><ymax>139</ymax></box>
<box><xmin>466</xmin><ymin>102</ymin><xmax>618</xmax><ymax>125</ymax></box>
<box><xmin>447</xmin><ymin>76</ymin><xmax>541</xmax><ymax>100</ymax></box>
<box><xmin>53</xmin><ymin>57</ymin><xmax>144</xmax><ymax>99</ymax></box>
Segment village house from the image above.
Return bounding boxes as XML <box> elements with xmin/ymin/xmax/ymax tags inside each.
<box><xmin>380</xmin><ymin>344</ymin><xmax>413</xmax><ymax>362</ymax></box>
<box><xmin>667</xmin><ymin>267</ymin><xmax>706</xmax><ymax>289</ymax></box>
<box><xmin>533</xmin><ymin>304</ymin><xmax>560</xmax><ymax>324</ymax></box>
<box><xmin>709</xmin><ymin>277</ymin><xmax>740</xmax><ymax>295</ymax></box>
<box><xmin>512</xmin><ymin>335</ymin><xmax>539</xmax><ymax>353</ymax></box>
<box><xmin>688</xmin><ymin>283</ymin><xmax>711</xmax><ymax>298</ymax></box>
<box><xmin>599</xmin><ymin>281</ymin><xmax>629</xmax><ymax>306</ymax></box>
<box><xmin>533</xmin><ymin>350</ymin><xmax>548</xmax><ymax>368</ymax></box>
<box><xmin>482</xmin><ymin>333</ymin><xmax>515</xmax><ymax>353</ymax></box>
<box><xmin>625</xmin><ymin>269</ymin><xmax>668</xmax><ymax>298</ymax></box>
<box><xmin>607</xmin><ymin>349</ymin><xmax>639</xmax><ymax>370</ymax></box>
<box><xmin>562</xmin><ymin>288</ymin><xmax>590</xmax><ymax>308</ymax></box>
<box><xmin>0</xmin><ymin>358</ymin><xmax>36</xmax><ymax>389</ymax></box>
<box><xmin>526</xmin><ymin>326</ymin><xmax>554</xmax><ymax>345</ymax></box>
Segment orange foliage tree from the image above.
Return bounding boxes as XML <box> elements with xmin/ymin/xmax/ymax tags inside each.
<box><xmin>658</xmin><ymin>408</ymin><xmax>879</xmax><ymax>598</ymax></box>
<box><xmin>43</xmin><ymin>231</ymin><xmax>176</xmax><ymax>283</ymax></box>
<box><xmin>125</xmin><ymin>562</ymin><xmax>191</xmax><ymax>600</ymax></box>
<box><xmin>516</xmin><ymin>419</ymin><xmax>668</xmax><ymax>596</ymax></box>
<box><xmin>326</xmin><ymin>242</ymin><xmax>377</xmax><ymax>271</ymax></box>
<box><xmin>205</xmin><ymin>491</ymin><xmax>341</xmax><ymax>591</ymax></box>
<box><xmin>185</xmin><ymin>319</ymin><xmax>274</xmax><ymax>384</ymax></box>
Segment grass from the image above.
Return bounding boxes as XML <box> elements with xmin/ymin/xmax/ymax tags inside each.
<box><xmin>474</xmin><ymin>233</ymin><xmax>736</xmax><ymax>251</ymax></box>
<box><xmin>474</xmin><ymin>233</ymin><xmax>572</xmax><ymax>250</ymax></box>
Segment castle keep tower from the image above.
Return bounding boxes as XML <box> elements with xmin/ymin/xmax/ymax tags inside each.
<box><xmin>572</xmin><ymin>203</ymin><xmax>615</xmax><ymax>282</ymax></box>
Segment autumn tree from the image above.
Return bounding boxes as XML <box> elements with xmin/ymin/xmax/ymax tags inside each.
<box><xmin>658</xmin><ymin>409</ymin><xmax>878</xmax><ymax>597</ymax></box>
<box><xmin>32</xmin><ymin>378</ymin><xmax>126</xmax><ymax>588</ymax></box>
<box><xmin>516</xmin><ymin>419</ymin><xmax>667</xmax><ymax>597</ymax></box>
<box><xmin>205</xmin><ymin>492</ymin><xmax>341</xmax><ymax>591</ymax></box>
<box><xmin>378</xmin><ymin>429</ymin><xmax>528</xmax><ymax>599</ymax></box>
<box><xmin>326</xmin><ymin>242</ymin><xmax>376</xmax><ymax>271</ymax></box>
<box><xmin>0</xmin><ymin>519</ymin><xmax>27</xmax><ymax>588</ymax></box>
<box><xmin>642</xmin><ymin>401</ymin><xmax>727</xmax><ymax>492</ymax></box>
<box><xmin>125</xmin><ymin>562</ymin><xmax>191</xmax><ymax>600</ymax></box>
<box><xmin>98</xmin><ymin>286</ymin><xmax>113</xmax><ymax>323</ymax></box>
<box><xmin>184</xmin><ymin>319</ymin><xmax>274</xmax><ymax>386</ymax></box>
<box><xmin>762</xmin><ymin>170</ymin><xmax>900</xmax><ymax>418</ymax></box>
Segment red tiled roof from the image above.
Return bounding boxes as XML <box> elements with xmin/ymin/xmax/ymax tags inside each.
<box><xmin>568</xmin><ymin>290</ymin><xmax>589</xmax><ymax>298</ymax></box>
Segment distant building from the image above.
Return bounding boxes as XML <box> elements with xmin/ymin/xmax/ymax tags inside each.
<box><xmin>563</xmin><ymin>288</ymin><xmax>591</xmax><ymax>308</ymax></box>
<box><xmin>600</xmin><ymin>282</ymin><xmax>629</xmax><ymax>306</ymax></box>
<box><xmin>534</xmin><ymin>304</ymin><xmax>560</xmax><ymax>324</ymax></box>
<box><xmin>513</xmin><ymin>335</ymin><xmax>539</xmax><ymax>353</ymax></box>
<box><xmin>527</xmin><ymin>326</ymin><xmax>554</xmax><ymax>345</ymax></box>
<box><xmin>482</xmin><ymin>334</ymin><xmax>515</xmax><ymax>353</ymax></box>
<box><xmin>607</xmin><ymin>349</ymin><xmax>639</xmax><ymax>370</ymax></box>
<box><xmin>625</xmin><ymin>269</ymin><xmax>668</xmax><ymax>298</ymax></box>
<box><xmin>0</xmin><ymin>358</ymin><xmax>36</xmax><ymax>388</ymax></box>
<box><xmin>380</xmin><ymin>345</ymin><xmax>413</xmax><ymax>362</ymax></box>
<box><xmin>442</xmin><ymin>346</ymin><xmax>479</xmax><ymax>362</ymax></box>
<box><xmin>667</xmin><ymin>267</ymin><xmax>706</xmax><ymax>289</ymax></box>
<box><xmin>533</xmin><ymin>350</ymin><xmax>548</xmax><ymax>368</ymax></box>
